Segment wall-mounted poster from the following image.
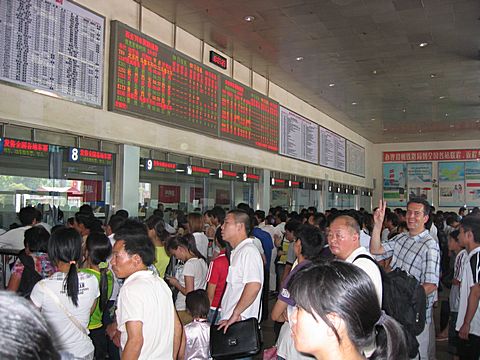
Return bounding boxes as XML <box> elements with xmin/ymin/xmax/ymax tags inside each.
<box><xmin>383</xmin><ymin>163</ymin><xmax>407</xmax><ymax>207</ymax></box>
<box><xmin>407</xmin><ymin>163</ymin><xmax>433</xmax><ymax>204</ymax></box>
<box><xmin>465</xmin><ymin>162</ymin><xmax>480</xmax><ymax>206</ymax></box>
<box><xmin>439</xmin><ymin>162</ymin><xmax>465</xmax><ymax>207</ymax></box>
<box><xmin>319</xmin><ymin>127</ymin><xmax>346</xmax><ymax>171</ymax></box>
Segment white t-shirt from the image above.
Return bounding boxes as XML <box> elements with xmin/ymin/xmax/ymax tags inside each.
<box><xmin>348</xmin><ymin>247</ymin><xmax>383</xmax><ymax>305</ymax></box>
<box><xmin>116</xmin><ymin>270</ymin><xmax>175</xmax><ymax>359</ymax></box>
<box><xmin>193</xmin><ymin>232</ymin><xmax>209</xmax><ymax>259</ymax></box>
<box><xmin>221</xmin><ymin>238</ymin><xmax>264</xmax><ymax>321</ymax></box>
<box><xmin>381</xmin><ymin>228</ymin><xmax>390</xmax><ymax>242</ymax></box>
<box><xmin>252</xmin><ymin>236</ymin><xmax>265</xmax><ymax>255</ymax></box>
<box><xmin>31</xmin><ymin>271</ymin><xmax>99</xmax><ymax>357</ymax></box>
<box><xmin>175</xmin><ymin>257</ymin><xmax>208</xmax><ymax>311</ymax></box>
<box><xmin>456</xmin><ymin>247</ymin><xmax>480</xmax><ymax>336</ymax></box>
<box><xmin>0</xmin><ymin>225</ymin><xmax>31</xmax><ymax>249</ymax></box>
<box><xmin>359</xmin><ymin>230</ymin><xmax>371</xmax><ymax>250</ymax></box>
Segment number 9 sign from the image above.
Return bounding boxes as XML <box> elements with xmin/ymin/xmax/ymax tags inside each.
<box><xmin>145</xmin><ymin>158</ymin><xmax>153</xmax><ymax>171</ymax></box>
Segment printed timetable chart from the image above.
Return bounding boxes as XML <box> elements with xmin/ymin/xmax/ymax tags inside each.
<box><xmin>279</xmin><ymin>107</ymin><xmax>319</xmax><ymax>164</ymax></box>
<box><xmin>220</xmin><ymin>78</ymin><xmax>279</xmax><ymax>153</ymax></box>
<box><xmin>109</xmin><ymin>21</ymin><xmax>219</xmax><ymax>136</ymax></box>
<box><xmin>319</xmin><ymin>127</ymin><xmax>346</xmax><ymax>171</ymax></box>
<box><xmin>0</xmin><ymin>0</ymin><xmax>104</xmax><ymax>107</ymax></box>
<box><xmin>346</xmin><ymin>140</ymin><xmax>365</xmax><ymax>177</ymax></box>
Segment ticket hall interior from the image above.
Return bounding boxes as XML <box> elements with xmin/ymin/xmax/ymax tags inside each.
<box><xmin>1</xmin><ymin>0</ymin><xmax>479</xmax><ymax>224</ymax></box>
<box><xmin>1</xmin><ymin>0</ymin><xmax>479</xmax><ymax>358</ymax></box>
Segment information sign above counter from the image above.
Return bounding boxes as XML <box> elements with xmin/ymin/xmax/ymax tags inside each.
<box><xmin>319</xmin><ymin>127</ymin><xmax>346</xmax><ymax>171</ymax></box>
<box><xmin>0</xmin><ymin>0</ymin><xmax>105</xmax><ymax>107</ymax></box>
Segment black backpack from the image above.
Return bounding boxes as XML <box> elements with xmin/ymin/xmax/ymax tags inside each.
<box><xmin>17</xmin><ymin>251</ymin><xmax>43</xmax><ymax>298</ymax></box>
<box><xmin>354</xmin><ymin>254</ymin><xmax>427</xmax><ymax>358</ymax></box>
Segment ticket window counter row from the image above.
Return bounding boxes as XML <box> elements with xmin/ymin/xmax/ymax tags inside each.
<box><xmin>138</xmin><ymin>172</ymin><xmax>257</xmax><ymax>219</ymax></box>
<box><xmin>0</xmin><ymin>137</ymin><xmax>115</xmax><ymax>231</ymax></box>
<box><xmin>270</xmin><ymin>187</ymin><xmax>323</xmax><ymax>213</ymax></box>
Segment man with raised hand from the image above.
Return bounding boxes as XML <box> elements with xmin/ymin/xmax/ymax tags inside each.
<box><xmin>370</xmin><ymin>198</ymin><xmax>440</xmax><ymax>360</ymax></box>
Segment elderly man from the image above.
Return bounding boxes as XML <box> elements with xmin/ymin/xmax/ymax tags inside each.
<box><xmin>218</xmin><ymin>209</ymin><xmax>264</xmax><ymax>341</ymax></box>
<box><xmin>370</xmin><ymin>198</ymin><xmax>440</xmax><ymax>360</ymax></box>
<box><xmin>327</xmin><ymin>214</ymin><xmax>382</xmax><ymax>304</ymax></box>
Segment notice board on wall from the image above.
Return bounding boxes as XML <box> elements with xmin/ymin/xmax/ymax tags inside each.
<box><xmin>319</xmin><ymin>127</ymin><xmax>346</xmax><ymax>171</ymax></box>
<box><xmin>0</xmin><ymin>0</ymin><xmax>105</xmax><ymax>107</ymax></box>
<box><xmin>346</xmin><ymin>140</ymin><xmax>365</xmax><ymax>177</ymax></box>
<box><xmin>279</xmin><ymin>106</ymin><xmax>318</xmax><ymax>164</ymax></box>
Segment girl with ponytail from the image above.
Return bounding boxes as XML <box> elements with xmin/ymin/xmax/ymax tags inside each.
<box><xmin>166</xmin><ymin>234</ymin><xmax>208</xmax><ymax>324</ymax></box>
<box><xmin>81</xmin><ymin>232</ymin><xmax>113</xmax><ymax>359</ymax></box>
<box><xmin>30</xmin><ymin>228</ymin><xmax>99</xmax><ymax>359</ymax></box>
<box><xmin>288</xmin><ymin>261</ymin><xmax>408</xmax><ymax>360</ymax></box>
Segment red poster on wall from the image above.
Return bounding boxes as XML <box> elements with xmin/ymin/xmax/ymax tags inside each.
<box><xmin>159</xmin><ymin>185</ymin><xmax>180</xmax><ymax>203</ymax></box>
<box><xmin>83</xmin><ymin>180</ymin><xmax>102</xmax><ymax>202</ymax></box>
<box><xmin>215</xmin><ymin>189</ymin><xmax>230</xmax><ymax>205</ymax></box>
<box><xmin>190</xmin><ymin>187</ymin><xmax>204</xmax><ymax>202</ymax></box>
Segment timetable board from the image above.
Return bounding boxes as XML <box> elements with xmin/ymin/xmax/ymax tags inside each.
<box><xmin>109</xmin><ymin>21</ymin><xmax>279</xmax><ymax>153</ymax></box>
<box><xmin>279</xmin><ymin>107</ymin><xmax>318</xmax><ymax>164</ymax></box>
<box><xmin>219</xmin><ymin>78</ymin><xmax>279</xmax><ymax>152</ymax></box>
<box><xmin>319</xmin><ymin>127</ymin><xmax>346</xmax><ymax>171</ymax></box>
<box><xmin>346</xmin><ymin>140</ymin><xmax>365</xmax><ymax>177</ymax></box>
<box><xmin>0</xmin><ymin>0</ymin><xmax>104</xmax><ymax>107</ymax></box>
<box><xmin>109</xmin><ymin>21</ymin><xmax>218</xmax><ymax>136</ymax></box>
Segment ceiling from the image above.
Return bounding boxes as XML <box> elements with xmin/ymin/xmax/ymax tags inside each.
<box><xmin>139</xmin><ymin>0</ymin><xmax>480</xmax><ymax>144</ymax></box>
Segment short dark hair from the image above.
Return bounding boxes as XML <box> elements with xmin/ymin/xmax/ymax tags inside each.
<box><xmin>254</xmin><ymin>210</ymin><xmax>266</xmax><ymax>222</ymax></box>
<box><xmin>79</xmin><ymin>204</ymin><xmax>94</xmax><ymax>215</ymax></box>
<box><xmin>115</xmin><ymin>209</ymin><xmax>129</xmax><ymax>219</ymax></box>
<box><xmin>108</xmin><ymin>214</ymin><xmax>126</xmax><ymax>233</ymax></box>
<box><xmin>24</xmin><ymin>226</ymin><xmax>50</xmax><ymax>252</ymax></box>
<box><xmin>407</xmin><ymin>198</ymin><xmax>431</xmax><ymax>217</ymax></box>
<box><xmin>285</xmin><ymin>219</ymin><xmax>302</xmax><ymax>233</ymax></box>
<box><xmin>215</xmin><ymin>226</ymin><xmax>228</xmax><ymax>249</ymax></box>
<box><xmin>0</xmin><ymin>292</ymin><xmax>60</xmax><ymax>359</ymax></box>
<box><xmin>385</xmin><ymin>212</ymin><xmax>400</xmax><ymax>227</ymax></box>
<box><xmin>18</xmin><ymin>207</ymin><xmax>38</xmax><ymax>226</ymax></box>
<box><xmin>186</xmin><ymin>289</ymin><xmax>209</xmax><ymax>318</ymax></box>
<box><xmin>228</xmin><ymin>209</ymin><xmax>251</xmax><ymax>235</ymax></box>
<box><xmin>449</xmin><ymin>229</ymin><xmax>460</xmax><ymax>242</ymax></box>
<box><xmin>295</xmin><ymin>224</ymin><xmax>325</xmax><ymax>260</ymax></box>
<box><xmin>114</xmin><ymin>220</ymin><xmax>155</xmax><ymax>266</ymax></box>
<box><xmin>211</xmin><ymin>206</ymin><xmax>226</xmax><ymax>224</ymax></box>
<box><xmin>460</xmin><ymin>215</ymin><xmax>480</xmax><ymax>244</ymax></box>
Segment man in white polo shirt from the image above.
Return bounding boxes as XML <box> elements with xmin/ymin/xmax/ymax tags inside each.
<box><xmin>111</xmin><ymin>219</ymin><xmax>182</xmax><ymax>359</ymax></box>
<box><xmin>456</xmin><ymin>215</ymin><xmax>480</xmax><ymax>360</ymax></box>
<box><xmin>218</xmin><ymin>210</ymin><xmax>264</xmax><ymax>336</ymax></box>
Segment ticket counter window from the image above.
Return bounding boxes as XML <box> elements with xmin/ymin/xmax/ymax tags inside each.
<box><xmin>360</xmin><ymin>195</ymin><xmax>372</xmax><ymax>212</ymax></box>
<box><xmin>271</xmin><ymin>188</ymin><xmax>293</xmax><ymax>210</ymax></box>
<box><xmin>0</xmin><ymin>141</ymin><xmax>114</xmax><ymax>230</ymax></box>
<box><xmin>327</xmin><ymin>192</ymin><xmax>355</xmax><ymax>210</ymax></box>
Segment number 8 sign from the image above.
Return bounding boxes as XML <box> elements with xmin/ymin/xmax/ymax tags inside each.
<box><xmin>69</xmin><ymin>147</ymin><xmax>80</xmax><ymax>162</ymax></box>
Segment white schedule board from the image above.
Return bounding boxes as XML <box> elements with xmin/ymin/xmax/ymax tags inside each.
<box><xmin>346</xmin><ymin>140</ymin><xmax>365</xmax><ymax>177</ymax></box>
<box><xmin>319</xmin><ymin>127</ymin><xmax>346</xmax><ymax>171</ymax></box>
<box><xmin>279</xmin><ymin>107</ymin><xmax>319</xmax><ymax>164</ymax></box>
<box><xmin>0</xmin><ymin>0</ymin><xmax>104</xmax><ymax>107</ymax></box>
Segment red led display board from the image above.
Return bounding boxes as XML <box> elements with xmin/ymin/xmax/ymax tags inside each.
<box><xmin>109</xmin><ymin>21</ymin><xmax>280</xmax><ymax>154</ymax></box>
<box><xmin>68</xmin><ymin>147</ymin><xmax>113</xmax><ymax>165</ymax></box>
<box><xmin>0</xmin><ymin>138</ymin><xmax>49</xmax><ymax>158</ymax></box>
<box><xmin>220</xmin><ymin>78</ymin><xmax>279</xmax><ymax>152</ymax></box>
<box><xmin>109</xmin><ymin>21</ymin><xmax>218</xmax><ymax>136</ymax></box>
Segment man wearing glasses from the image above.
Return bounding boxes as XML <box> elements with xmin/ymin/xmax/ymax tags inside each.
<box><xmin>370</xmin><ymin>198</ymin><xmax>440</xmax><ymax>360</ymax></box>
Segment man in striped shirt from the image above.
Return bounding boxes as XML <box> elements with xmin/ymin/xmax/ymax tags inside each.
<box><xmin>370</xmin><ymin>198</ymin><xmax>440</xmax><ymax>360</ymax></box>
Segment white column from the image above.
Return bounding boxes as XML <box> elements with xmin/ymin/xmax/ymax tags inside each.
<box><xmin>116</xmin><ymin>144</ymin><xmax>140</xmax><ymax>217</ymax></box>
<box><xmin>257</xmin><ymin>169</ymin><xmax>271</xmax><ymax>211</ymax></box>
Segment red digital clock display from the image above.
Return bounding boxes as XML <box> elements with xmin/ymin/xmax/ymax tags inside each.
<box><xmin>209</xmin><ymin>51</ymin><xmax>227</xmax><ymax>70</ymax></box>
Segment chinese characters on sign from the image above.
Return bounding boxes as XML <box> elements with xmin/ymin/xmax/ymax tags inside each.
<box><xmin>383</xmin><ymin>150</ymin><xmax>480</xmax><ymax>162</ymax></box>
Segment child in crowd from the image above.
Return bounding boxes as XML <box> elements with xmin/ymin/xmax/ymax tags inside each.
<box><xmin>181</xmin><ymin>289</ymin><xmax>211</xmax><ymax>360</ymax></box>
<box><xmin>447</xmin><ymin>229</ymin><xmax>467</xmax><ymax>358</ymax></box>
<box><xmin>81</xmin><ymin>232</ymin><xmax>113</xmax><ymax>359</ymax></box>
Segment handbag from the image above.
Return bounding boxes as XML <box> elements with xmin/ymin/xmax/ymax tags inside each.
<box><xmin>209</xmin><ymin>253</ymin><xmax>263</xmax><ymax>359</ymax></box>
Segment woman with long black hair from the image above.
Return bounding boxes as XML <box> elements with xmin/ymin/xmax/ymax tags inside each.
<box><xmin>166</xmin><ymin>234</ymin><xmax>208</xmax><ymax>324</ymax></box>
<box><xmin>288</xmin><ymin>261</ymin><xmax>408</xmax><ymax>360</ymax></box>
<box><xmin>31</xmin><ymin>228</ymin><xmax>99</xmax><ymax>360</ymax></box>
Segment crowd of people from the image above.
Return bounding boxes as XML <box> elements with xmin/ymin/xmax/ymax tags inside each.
<box><xmin>0</xmin><ymin>200</ymin><xmax>479</xmax><ymax>360</ymax></box>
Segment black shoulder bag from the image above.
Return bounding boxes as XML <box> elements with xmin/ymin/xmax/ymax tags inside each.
<box><xmin>209</xmin><ymin>255</ymin><xmax>263</xmax><ymax>359</ymax></box>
